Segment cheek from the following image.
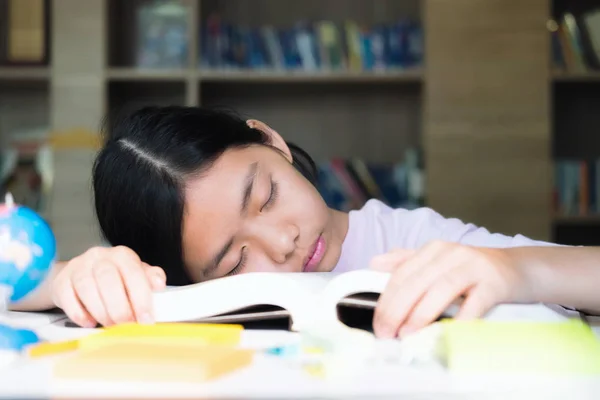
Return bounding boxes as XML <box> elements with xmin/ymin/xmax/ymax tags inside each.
<box><xmin>246</xmin><ymin>251</ymin><xmax>297</xmax><ymax>274</ymax></box>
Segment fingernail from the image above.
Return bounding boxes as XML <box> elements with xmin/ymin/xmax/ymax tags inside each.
<box><xmin>138</xmin><ymin>312</ymin><xmax>154</xmax><ymax>325</ymax></box>
<box><xmin>153</xmin><ymin>275</ymin><xmax>165</xmax><ymax>288</ymax></box>
<box><xmin>82</xmin><ymin>319</ymin><xmax>98</xmax><ymax>328</ymax></box>
<box><xmin>375</xmin><ymin>324</ymin><xmax>395</xmax><ymax>339</ymax></box>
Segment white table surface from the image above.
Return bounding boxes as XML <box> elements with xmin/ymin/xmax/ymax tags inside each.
<box><xmin>1</xmin><ymin>304</ymin><xmax>600</xmax><ymax>399</ymax></box>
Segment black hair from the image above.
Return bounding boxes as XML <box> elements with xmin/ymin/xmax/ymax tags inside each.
<box><xmin>92</xmin><ymin>106</ymin><xmax>318</xmax><ymax>286</ymax></box>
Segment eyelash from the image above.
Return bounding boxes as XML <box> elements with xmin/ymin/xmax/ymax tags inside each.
<box><xmin>227</xmin><ymin>247</ymin><xmax>247</xmax><ymax>277</ymax></box>
<box><xmin>227</xmin><ymin>179</ymin><xmax>278</xmax><ymax>277</ymax></box>
<box><xmin>262</xmin><ymin>179</ymin><xmax>279</xmax><ymax>211</ymax></box>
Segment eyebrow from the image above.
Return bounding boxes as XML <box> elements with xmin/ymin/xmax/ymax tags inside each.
<box><xmin>202</xmin><ymin>162</ymin><xmax>259</xmax><ymax>278</ymax></box>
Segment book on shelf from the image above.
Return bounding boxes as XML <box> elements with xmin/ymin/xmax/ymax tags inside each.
<box><xmin>0</xmin><ymin>0</ymin><xmax>50</xmax><ymax>66</ymax></box>
<box><xmin>317</xmin><ymin>149</ymin><xmax>424</xmax><ymax>212</ymax></box>
<box><xmin>135</xmin><ymin>0</ymin><xmax>189</xmax><ymax>69</ymax></box>
<box><xmin>200</xmin><ymin>15</ymin><xmax>423</xmax><ymax>73</ymax></box>
<box><xmin>550</xmin><ymin>7</ymin><xmax>600</xmax><ymax>72</ymax></box>
<box><xmin>554</xmin><ymin>159</ymin><xmax>600</xmax><ymax>218</ymax></box>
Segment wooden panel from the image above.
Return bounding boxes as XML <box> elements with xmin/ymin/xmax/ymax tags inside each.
<box><xmin>0</xmin><ymin>81</ymin><xmax>49</xmax><ymax>149</ymax></box>
<box><xmin>424</xmin><ymin>0</ymin><xmax>551</xmax><ymax>240</ymax></box>
<box><xmin>201</xmin><ymin>82</ymin><xmax>421</xmax><ymax>163</ymax></box>
<box><xmin>50</xmin><ymin>0</ymin><xmax>106</xmax><ymax>259</ymax></box>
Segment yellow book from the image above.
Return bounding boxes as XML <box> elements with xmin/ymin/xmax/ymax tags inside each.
<box><xmin>28</xmin><ymin>339</ymin><xmax>79</xmax><ymax>358</ymax></box>
<box><xmin>53</xmin><ymin>342</ymin><xmax>254</xmax><ymax>382</ymax></box>
<box><xmin>442</xmin><ymin>319</ymin><xmax>600</xmax><ymax>376</ymax></box>
<box><xmin>27</xmin><ymin>322</ymin><xmax>243</xmax><ymax>358</ymax></box>
<box><xmin>79</xmin><ymin>322</ymin><xmax>243</xmax><ymax>351</ymax></box>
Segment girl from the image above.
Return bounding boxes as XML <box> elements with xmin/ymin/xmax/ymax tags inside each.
<box><xmin>11</xmin><ymin>106</ymin><xmax>600</xmax><ymax>338</ymax></box>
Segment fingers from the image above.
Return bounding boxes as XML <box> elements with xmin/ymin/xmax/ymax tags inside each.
<box><xmin>52</xmin><ymin>246</ymin><xmax>167</xmax><ymax>328</ymax></box>
<box><xmin>52</xmin><ymin>280</ymin><xmax>96</xmax><ymax>328</ymax></box>
<box><xmin>144</xmin><ymin>264</ymin><xmax>167</xmax><ymax>290</ymax></box>
<box><xmin>400</xmin><ymin>264</ymin><xmax>475</xmax><ymax>337</ymax></box>
<box><xmin>109</xmin><ymin>247</ymin><xmax>157</xmax><ymax>324</ymax></box>
<box><xmin>455</xmin><ymin>284</ymin><xmax>497</xmax><ymax>320</ymax></box>
<box><xmin>373</xmin><ymin>242</ymin><xmax>448</xmax><ymax>338</ymax></box>
<box><xmin>92</xmin><ymin>259</ymin><xmax>136</xmax><ymax>325</ymax></box>
<box><xmin>72</xmin><ymin>269</ymin><xmax>114</xmax><ymax>327</ymax></box>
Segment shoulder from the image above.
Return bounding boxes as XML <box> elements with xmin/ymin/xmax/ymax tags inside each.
<box><xmin>350</xmin><ymin>199</ymin><xmax>552</xmax><ymax>249</ymax></box>
<box><xmin>346</xmin><ymin>199</ymin><xmax>435</xmax><ymax>250</ymax></box>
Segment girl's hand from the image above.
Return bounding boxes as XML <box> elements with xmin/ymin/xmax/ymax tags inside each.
<box><xmin>370</xmin><ymin>240</ymin><xmax>531</xmax><ymax>338</ymax></box>
<box><xmin>50</xmin><ymin>246</ymin><xmax>166</xmax><ymax>328</ymax></box>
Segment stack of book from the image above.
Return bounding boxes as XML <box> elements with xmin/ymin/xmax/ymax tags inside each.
<box><xmin>550</xmin><ymin>9</ymin><xmax>600</xmax><ymax>72</ymax></box>
<box><xmin>200</xmin><ymin>16</ymin><xmax>423</xmax><ymax>72</ymax></box>
<box><xmin>554</xmin><ymin>159</ymin><xmax>600</xmax><ymax>217</ymax></box>
<box><xmin>317</xmin><ymin>149</ymin><xmax>424</xmax><ymax>212</ymax></box>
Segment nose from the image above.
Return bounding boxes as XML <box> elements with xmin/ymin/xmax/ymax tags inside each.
<box><xmin>248</xmin><ymin>221</ymin><xmax>299</xmax><ymax>264</ymax></box>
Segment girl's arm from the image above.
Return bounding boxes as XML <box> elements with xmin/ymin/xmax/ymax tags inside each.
<box><xmin>510</xmin><ymin>246</ymin><xmax>600</xmax><ymax>315</ymax></box>
<box><xmin>8</xmin><ymin>261</ymin><xmax>68</xmax><ymax>311</ymax></box>
<box><xmin>371</xmin><ymin>242</ymin><xmax>600</xmax><ymax>338</ymax></box>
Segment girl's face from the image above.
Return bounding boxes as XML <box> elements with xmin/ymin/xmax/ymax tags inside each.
<box><xmin>181</xmin><ymin>120</ymin><xmax>349</xmax><ymax>282</ymax></box>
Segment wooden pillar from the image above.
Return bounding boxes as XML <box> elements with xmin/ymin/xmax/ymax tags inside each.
<box><xmin>423</xmin><ymin>0</ymin><xmax>552</xmax><ymax>240</ymax></box>
<box><xmin>49</xmin><ymin>0</ymin><xmax>106</xmax><ymax>259</ymax></box>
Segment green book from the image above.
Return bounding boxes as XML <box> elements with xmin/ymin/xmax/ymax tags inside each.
<box><xmin>442</xmin><ymin>319</ymin><xmax>600</xmax><ymax>376</ymax></box>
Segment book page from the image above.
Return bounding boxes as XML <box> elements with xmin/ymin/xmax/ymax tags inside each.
<box><xmin>291</xmin><ymin>270</ymin><xmax>391</xmax><ymax>330</ymax></box>
<box><xmin>152</xmin><ymin>272</ymin><xmax>336</xmax><ymax>324</ymax></box>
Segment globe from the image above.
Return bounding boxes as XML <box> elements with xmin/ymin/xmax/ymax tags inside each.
<box><xmin>0</xmin><ymin>194</ymin><xmax>56</xmax><ymax>304</ymax></box>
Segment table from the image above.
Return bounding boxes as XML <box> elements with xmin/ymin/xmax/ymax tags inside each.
<box><xmin>1</xmin><ymin>304</ymin><xmax>600</xmax><ymax>399</ymax></box>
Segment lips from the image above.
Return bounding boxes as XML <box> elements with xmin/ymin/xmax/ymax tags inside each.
<box><xmin>303</xmin><ymin>235</ymin><xmax>326</xmax><ymax>272</ymax></box>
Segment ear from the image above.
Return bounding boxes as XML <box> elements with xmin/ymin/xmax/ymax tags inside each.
<box><xmin>247</xmin><ymin>119</ymin><xmax>292</xmax><ymax>163</ymax></box>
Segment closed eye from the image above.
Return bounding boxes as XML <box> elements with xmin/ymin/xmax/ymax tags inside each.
<box><xmin>261</xmin><ymin>177</ymin><xmax>278</xmax><ymax>211</ymax></box>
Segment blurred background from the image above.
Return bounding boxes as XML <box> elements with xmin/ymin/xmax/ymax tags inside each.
<box><xmin>0</xmin><ymin>0</ymin><xmax>597</xmax><ymax>260</ymax></box>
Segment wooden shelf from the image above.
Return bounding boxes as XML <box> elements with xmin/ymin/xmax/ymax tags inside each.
<box><xmin>197</xmin><ymin>68</ymin><xmax>423</xmax><ymax>83</ymax></box>
<box><xmin>106</xmin><ymin>68</ymin><xmax>189</xmax><ymax>81</ymax></box>
<box><xmin>553</xmin><ymin>214</ymin><xmax>600</xmax><ymax>225</ymax></box>
<box><xmin>0</xmin><ymin>67</ymin><xmax>50</xmax><ymax>80</ymax></box>
<box><xmin>552</xmin><ymin>69</ymin><xmax>600</xmax><ymax>82</ymax></box>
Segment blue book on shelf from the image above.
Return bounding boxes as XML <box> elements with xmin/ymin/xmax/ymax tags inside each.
<box><xmin>407</xmin><ymin>20</ymin><xmax>424</xmax><ymax>67</ymax></box>
<box><xmin>588</xmin><ymin>160</ymin><xmax>596</xmax><ymax>214</ymax></box>
<box><xmin>371</xmin><ymin>25</ymin><xmax>388</xmax><ymax>69</ymax></box>
<box><xmin>279</xmin><ymin>28</ymin><xmax>302</xmax><ymax>70</ymax></box>
<box><xmin>294</xmin><ymin>22</ymin><xmax>320</xmax><ymax>71</ymax></box>
<box><xmin>249</xmin><ymin>28</ymin><xmax>269</xmax><ymax>69</ymax></box>
<box><xmin>261</xmin><ymin>26</ymin><xmax>284</xmax><ymax>69</ymax></box>
<box><xmin>226</xmin><ymin>24</ymin><xmax>243</xmax><ymax>68</ymax></box>
<box><xmin>360</xmin><ymin>30</ymin><xmax>375</xmax><ymax>71</ymax></box>
<box><xmin>317</xmin><ymin>163</ymin><xmax>351</xmax><ymax>211</ymax></box>
<box><xmin>367</xmin><ymin>164</ymin><xmax>405</xmax><ymax>207</ymax></box>
<box><xmin>387</xmin><ymin>22</ymin><xmax>404</xmax><ymax>68</ymax></box>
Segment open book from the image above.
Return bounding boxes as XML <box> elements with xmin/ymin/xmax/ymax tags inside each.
<box><xmin>152</xmin><ymin>270</ymin><xmax>459</xmax><ymax>331</ymax></box>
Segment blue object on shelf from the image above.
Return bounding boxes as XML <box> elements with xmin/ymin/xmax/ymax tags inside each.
<box><xmin>0</xmin><ymin>324</ymin><xmax>39</xmax><ymax>351</ymax></box>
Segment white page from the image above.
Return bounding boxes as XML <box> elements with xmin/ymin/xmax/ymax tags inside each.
<box><xmin>153</xmin><ymin>272</ymin><xmax>335</xmax><ymax>323</ymax></box>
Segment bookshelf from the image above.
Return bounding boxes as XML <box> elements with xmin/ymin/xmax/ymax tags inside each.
<box><xmin>0</xmin><ymin>0</ymin><xmax>558</xmax><ymax>258</ymax></box>
<box><xmin>0</xmin><ymin>67</ymin><xmax>49</xmax><ymax>80</ymax></box>
<box><xmin>550</xmin><ymin>0</ymin><xmax>600</xmax><ymax>245</ymax></box>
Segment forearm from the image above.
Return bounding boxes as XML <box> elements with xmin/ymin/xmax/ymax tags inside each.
<box><xmin>507</xmin><ymin>246</ymin><xmax>600</xmax><ymax>314</ymax></box>
<box><xmin>7</xmin><ymin>261</ymin><xmax>67</xmax><ymax>312</ymax></box>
